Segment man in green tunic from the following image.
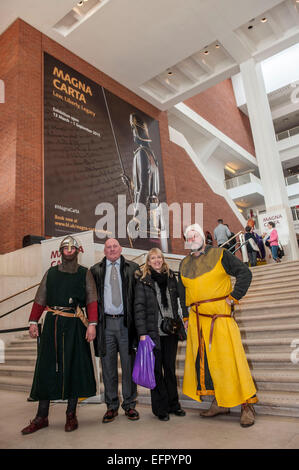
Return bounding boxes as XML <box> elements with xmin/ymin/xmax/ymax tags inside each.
<box><xmin>21</xmin><ymin>236</ymin><xmax>98</xmax><ymax>435</ymax></box>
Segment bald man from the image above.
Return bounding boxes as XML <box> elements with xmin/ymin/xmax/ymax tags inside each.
<box><xmin>90</xmin><ymin>239</ymin><xmax>140</xmax><ymax>423</ymax></box>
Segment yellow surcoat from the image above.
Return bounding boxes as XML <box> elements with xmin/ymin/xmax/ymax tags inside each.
<box><xmin>180</xmin><ymin>248</ymin><xmax>257</xmax><ymax>408</ymax></box>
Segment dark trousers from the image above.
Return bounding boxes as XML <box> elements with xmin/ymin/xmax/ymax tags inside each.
<box><xmin>151</xmin><ymin>335</ymin><xmax>180</xmax><ymax>416</ymax></box>
<box><xmin>248</xmin><ymin>251</ymin><xmax>257</xmax><ymax>266</ymax></box>
<box><xmin>37</xmin><ymin>398</ymin><xmax>78</xmax><ymax>417</ymax></box>
<box><xmin>101</xmin><ymin>316</ymin><xmax>137</xmax><ymax>411</ymax></box>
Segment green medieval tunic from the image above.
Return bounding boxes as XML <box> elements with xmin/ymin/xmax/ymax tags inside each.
<box><xmin>30</xmin><ymin>265</ymin><xmax>96</xmax><ymax>401</ymax></box>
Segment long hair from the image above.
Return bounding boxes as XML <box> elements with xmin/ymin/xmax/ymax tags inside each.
<box><xmin>141</xmin><ymin>248</ymin><xmax>170</xmax><ymax>279</ymax></box>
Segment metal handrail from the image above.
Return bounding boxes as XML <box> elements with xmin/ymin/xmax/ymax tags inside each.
<box><xmin>0</xmin><ymin>326</ymin><xmax>29</xmax><ymax>334</ymax></box>
<box><xmin>219</xmin><ymin>230</ymin><xmax>242</xmax><ymax>248</ymax></box>
<box><xmin>0</xmin><ymin>283</ymin><xmax>39</xmax><ymax>304</ymax></box>
<box><xmin>0</xmin><ymin>299</ymin><xmax>34</xmax><ymax>320</ymax></box>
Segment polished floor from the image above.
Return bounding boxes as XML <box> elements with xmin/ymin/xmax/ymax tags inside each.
<box><xmin>1</xmin><ymin>391</ymin><xmax>299</xmax><ymax>450</ymax></box>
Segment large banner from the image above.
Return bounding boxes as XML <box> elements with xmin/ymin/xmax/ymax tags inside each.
<box><xmin>258</xmin><ymin>208</ymin><xmax>289</xmax><ymax>245</ymax></box>
<box><xmin>44</xmin><ymin>53</ymin><xmax>169</xmax><ymax>251</ymax></box>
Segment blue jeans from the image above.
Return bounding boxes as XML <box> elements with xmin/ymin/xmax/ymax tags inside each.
<box><xmin>271</xmin><ymin>245</ymin><xmax>278</xmax><ymax>260</ymax></box>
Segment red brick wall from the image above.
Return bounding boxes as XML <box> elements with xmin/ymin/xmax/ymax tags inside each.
<box><xmin>0</xmin><ymin>21</ymin><xmax>18</xmax><ymax>254</ymax></box>
<box><xmin>160</xmin><ymin>124</ymin><xmax>243</xmax><ymax>255</ymax></box>
<box><xmin>0</xmin><ymin>19</ymin><xmax>245</xmax><ymax>254</ymax></box>
<box><xmin>184</xmin><ymin>79</ymin><xmax>255</xmax><ymax>156</ymax></box>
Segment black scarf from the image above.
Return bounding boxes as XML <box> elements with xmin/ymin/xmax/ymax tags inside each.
<box><xmin>150</xmin><ymin>268</ymin><xmax>169</xmax><ymax>309</ymax></box>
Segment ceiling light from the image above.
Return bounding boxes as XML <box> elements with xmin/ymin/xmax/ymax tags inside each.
<box><xmin>204</xmin><ymin>50</ymin><xmax>209</xmax><ymax>55</ymax></box>
<box><xmin>77</xmin><ymin>1</ymin><xmax>84</xmax><ymax>5</ymax></box>
<box><xmin>215</xmin><ymin>44</ymin><xmax>220</xmax><ymax>49</ymax></box>
<box><xmin>261</xmin><ymin>17</ymin><xmax>267</xmax><ymax>23</ymax></box>
<box><xmin>167</xmin><ymin>70</ymin><xmax>173</xmax><ymax>76</ymax></box>
<box><xmin>225</xmin><ymin>165</ymin><xmax>236</xmax><ymax>174</ymax></box>
<box><xmin>248</xmin><ymin>25</ymin><xmax>253</xmax><ymax>30</ymax></box>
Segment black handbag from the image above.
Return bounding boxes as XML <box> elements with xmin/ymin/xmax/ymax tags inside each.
<box><xmin>160</xmin><ymin>316</ymin><xmax>181</xmax><ymax>335</ymax></box>
<box><xmin>159</xmin><ymin>306</ymin><xmax>183</xmax><ymax>337</ymax></box>
<box><xmin>277</xmin><ymin>243</ymin><xmax>285</xmax><ymax>258</ymax></box>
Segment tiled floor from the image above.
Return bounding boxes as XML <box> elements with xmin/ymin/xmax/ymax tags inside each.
<box><xmin>1</xmin><ymin>391</ymin><xmax>299</xmax><ymax>450</ymax></box>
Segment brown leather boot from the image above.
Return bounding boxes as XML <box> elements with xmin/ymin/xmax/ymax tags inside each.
<box><xmin>240</xmin><ymin>403</ymin><xmax>255</xmax><ymax>427</ymax></box>
<box><xmin>200</xmin><ymin>399</ymin><xmax>230</xmax><ymax>418</ymax></box>
<box><xmin>21</xmin><ymin>416</ymin><xmax>49</xmax><ymax>435</ymax></box>
<box><xmin>65</xmin><ymin>412</ymin><xmax>78</xmax><ymax>432</ymax></box>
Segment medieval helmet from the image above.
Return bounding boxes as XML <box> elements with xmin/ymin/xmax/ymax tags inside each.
<box><xmin>130</xmin><ymin>113</ymin><xmax>152</xmax><ymax>142</ymax></box>
<box><xmin>59</xmin><ymin>235</ymin><xmax>79</xmax><ymax>253</ymax></box>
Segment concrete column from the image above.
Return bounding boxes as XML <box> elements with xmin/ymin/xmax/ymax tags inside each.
<box><xmin>240</xmin><ymin>58</ymin><xmax>298</xmax><ymax>261</ymax></box>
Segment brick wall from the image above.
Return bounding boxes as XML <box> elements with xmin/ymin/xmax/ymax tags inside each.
<box><xmin>0</xmin><ymin>19</ymin><xmax>247</xmax><ymax>254</ymax></box>
<box><xmin>0</xmin><ymin>21</ymin><xmax>18</xmax><ymax>254</ymax></box>
<box><xmin>184</xmin><ymin>79</ymin><xmax>255</xmax><ymax>156</ymax></box>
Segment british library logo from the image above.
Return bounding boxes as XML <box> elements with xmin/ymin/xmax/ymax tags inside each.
<box><xmin>0</xmin><ymin>79</ymin><xmax>4</xmax><ymax>103</ymax></box>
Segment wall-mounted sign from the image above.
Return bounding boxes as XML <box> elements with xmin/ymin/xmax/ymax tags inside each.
<box><xmin>44</xmin><ymin>53</ymin><xmax>169</xmax><ymax>251</ymax></box>
<box><xmin>258</xmin><ymin>208</ymin><xmax>289</xmax><ymax>245</ymax></box>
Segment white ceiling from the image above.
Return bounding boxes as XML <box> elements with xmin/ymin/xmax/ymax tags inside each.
<box><xmin>1</xmin><ymin>0</ymin><xmax>299</xmax><ymax>110</ymax></box>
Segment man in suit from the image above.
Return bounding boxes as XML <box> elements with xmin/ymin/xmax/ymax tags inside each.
<box><xmin>91</xmin><ymin>239</ymin><xmax>140</xmax><ymax>423</ymax></box>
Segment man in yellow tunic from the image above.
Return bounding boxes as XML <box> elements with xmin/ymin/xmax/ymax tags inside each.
<box><xmin>179</xmin><ymin>224</ymin><xmax>257</xmax><ymax>427</ymax></box>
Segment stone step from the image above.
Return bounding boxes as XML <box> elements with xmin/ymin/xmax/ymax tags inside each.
<box><xmin>0</xmin><ymin>364</ymin><xmax>35</xmax><ymax>377</ymax></box>
<box><xmin>235</xmin><ymin>310</ymin><xmax>299</xmax><ymax>322</ymax></box>
<box><xmin>254</xmin><ymin>381</ymin><xmax>299</xmax><ymax>392</ymax></box>
<box><xmin>9</xmin><ymin>339</ymin><xmax>38</xmax><ymax>347</ymax></box>
<box><xmin>248</xmin><ymin>275</ymin><xmax>299</xmax><ymax>288</ymax></box>
<box><xmin>0</xmin><ymin>375</ymin><xmax>32</xmax><ymax>392</ymax></box>
<box><xmin>247</xmin><ymin>352</ymin><xmax>298</xmax><ymax>370</ymax></box>
<box><xmin>253</xmin><ymin>369</ymin><xmax>299</xmax><ymax>383</ymax></box>
<box><xmin>246</xmin><ymin>287</ymin><xmax>299</xmax><ymax>300</ymax></box>
<box><xmin>239</xmin><ymin>323</ymin><xmax>299</xmax><ymax>339</ymax></box>
<box><xmin>3</xmin><ymin>355</ymin><xmax>37</xmax><ymax>366</ymax></box>
<box><xmin>251</xmin><ymin>261</ymin><xmax>299</xmax><ymax>272</ymax></box>
<box><xmin>240</xmin><ymin>292</ymin><xmax>299</xmax><ymax>305</ymax></box>
<box><xmin>4</xmin><ymin>346</ymin><xmax>38</xmax><ymax>356</ymax></box>
<box><xmin>252</xmin><ymin>264</ymin><xmax>299</xmax><ymax>274</ymax></box>
<box><xmin>255</xmin><ymin>390</ymin><xmax>299</xmax><ymax>409</ymax></box>
<box><xmin>247</xmin><ymin>280</ymin><xmax>299</xmax><ymax>294</ymax></box>
<box><xmin>242</xmin><ymin>337</ymin><xmax>298</xmax><ymax>354</ymax></box>
<box><xmin>251</xmin><ymin>260</ymin><xmax>299</xmax><ymax>272</ymax></box>
<box><xmin>236</xmin><ymin>311</ymin><xmax>299</xmax><ymax>328</ymax></box>
<box><xmin>235</xmin><ymin>301</ymin><xmax>299</xmax><ymax>316</ymax></box>
<box><xmin>250</xmin><ymin>269</ymin><xmax>299</xmax><ymax>283</ymax></box>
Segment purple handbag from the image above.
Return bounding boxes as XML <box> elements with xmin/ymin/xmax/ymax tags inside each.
<box><xmin>132</xmin><ymin>335</ymin><xmax>156</xmax><ymax>389</ymax></box>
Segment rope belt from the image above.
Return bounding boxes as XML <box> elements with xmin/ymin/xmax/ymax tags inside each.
<box><xmin>47</xmin><ymin>306</ymin><xmax>89</xmax><ymax>328</ymax></box>
<box><xmin>46</xmin><ymin>306</ymin><xmax>89</xmax><ymax>372</ymax></box>
<box><xmin>190</xmin><ymin>296</ymin><xmax>233</xmax><ymax>351</ymax></box>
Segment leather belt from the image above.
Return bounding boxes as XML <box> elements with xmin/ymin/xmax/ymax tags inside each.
<box><xmin>105</xmin><ymin>314</ymin><xmax>124</xmax><ymax>319</ymax></box>
<box><xmin>47</xmin><ymin>306</ymin><xmax>89</xmax><ymax>328</ymax></box>
<box><xmin>190</xmin><ymin>296</ymin><xmax>233</xmax><ymax>351</ymax></box>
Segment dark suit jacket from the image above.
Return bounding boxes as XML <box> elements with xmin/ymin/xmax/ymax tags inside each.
<box><xmin>90</xmin><ymin>255</ymin><xmax>139</xmax><ymax>357</ymax></box>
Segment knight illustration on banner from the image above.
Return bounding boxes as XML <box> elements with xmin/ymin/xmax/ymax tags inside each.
<box><xmin>124</xmin><ymin>113</ymin><xmax>168</xmax><ymax>252</ymax></box>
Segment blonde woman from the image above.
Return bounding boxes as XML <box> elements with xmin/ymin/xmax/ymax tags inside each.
<box><xmin>134</xmin><ymin>248</ymin><xmax>186</xmax><ymax>421</ymax></box>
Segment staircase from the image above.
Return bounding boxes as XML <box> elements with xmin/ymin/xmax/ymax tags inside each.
<box><xmin>1</xmin><ymin>260</ymin><xmax>299</xmax><ymax>417</ymax></box>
